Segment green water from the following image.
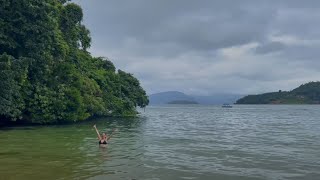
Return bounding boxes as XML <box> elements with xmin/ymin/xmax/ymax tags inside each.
<box><xmin>0</xmin><ymin>117</ymin><xmax>145</xmax><ymax>179</ymax></box>
<box><xmin>1</xmin><ymin>105</ymin><xmax>320</xmax><ymax>180</ymax></box>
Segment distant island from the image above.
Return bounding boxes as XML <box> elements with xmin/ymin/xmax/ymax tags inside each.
<box><xmin>167</xmin><ymin>100</ymin><xmax>199</xmax><ymax>104</ymax></box>
<box><xmin>236</xmin><ymin>82</ymin><xmax>320</xmax><ymax>104</ymax></box>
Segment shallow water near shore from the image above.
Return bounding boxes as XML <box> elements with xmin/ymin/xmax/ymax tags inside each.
<box><xmin>0</xmin><ymin>105</ymin><xmax>320</xmax><ymax>180</ymax></box>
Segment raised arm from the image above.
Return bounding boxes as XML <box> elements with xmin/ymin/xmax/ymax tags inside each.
<box><xmin>93</xmin><ymin>125</ymin><xmax>101</xmax><ymax>140</ymax></box>
<box><xmin>107</xmin><ymin>129</ymin><xmax>117</xmax><ymax>141</ymax></box>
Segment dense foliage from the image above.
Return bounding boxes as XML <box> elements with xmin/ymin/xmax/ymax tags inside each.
<box><xmin>236</xmin><ymin>82</ymin><xmax>320</xmax><ymax>104</ymax></box>
<box><xmin>0</xmin><ymin>0</ymin><xmax>148</xmax><ymax>124</ymax></box>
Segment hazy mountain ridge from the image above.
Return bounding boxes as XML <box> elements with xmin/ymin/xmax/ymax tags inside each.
<box><xmin>167</xmin><ymin>100</ymin><xmax>199</xmax><ymax>104</ymax></box>
<box><xmin>149</xmin><ymin>91</ymin><xmax>195</xmax><ymax>104</ymax></box>
<box><xmin>149</xmin><ymin>91</ymin><xmax>243</xmax><ymax>105</ymax></box>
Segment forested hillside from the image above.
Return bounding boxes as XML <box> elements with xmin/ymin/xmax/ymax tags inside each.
<box><xmin>0</xmin><ymin>0</ymin><xmax>148</xmax><ymax>124</ymax></box>
<box><xmin>236</xmin><ymin>82</ymin><xmax>320</xmax><ymax>104</ymax></box>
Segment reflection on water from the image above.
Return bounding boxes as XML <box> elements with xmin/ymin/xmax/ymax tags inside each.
<box><xmin>1</xmin><ymin>105</ymin><xmax>320</xmax><ymax>179</ymax></box>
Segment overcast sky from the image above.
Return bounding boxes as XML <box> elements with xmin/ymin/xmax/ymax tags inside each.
<box><xmin>73</xmin><ymin>0</ymin><xmax>320</xmax><ymax>95</ymax></box>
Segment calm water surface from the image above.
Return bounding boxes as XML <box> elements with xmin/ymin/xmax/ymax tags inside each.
<box><xmin>0</xmin><ymin>105</ymin><xmax>320</xmax><ymax>180</ymax></box>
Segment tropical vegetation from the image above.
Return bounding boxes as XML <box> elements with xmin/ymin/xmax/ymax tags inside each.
<box><xmin>0</xmin><ymin>0</ymin><xmax>148</xmax><ymax>125</ymax></box>
<box><xmin>236</xmin><ymin>82</ymin><xmax>320</xmax><ymax>104</ymax></box>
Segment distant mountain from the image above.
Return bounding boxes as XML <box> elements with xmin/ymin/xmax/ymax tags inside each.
<box><xmin>149</xmin><ymin>91</ymin><xmax>195</xmax><ymax>104</ymax></box>
<box><xmin>192</xmin><ymin>94</ymin><xmax>243</xmax><ymax>105</ymax></box>
<box><xmin>149</xmin><ymin>91</ymin><xmax>243</xmax><ymax>105</ymax></box>
<box><xmin>236</xmin><ymin>81</ymin><xmax>320</xmax><ymax>104</ymax></box>
<box><xmin>167</xmin><ymin>100</ymin><xmax>199</xmax><ymax>104</ymax></box>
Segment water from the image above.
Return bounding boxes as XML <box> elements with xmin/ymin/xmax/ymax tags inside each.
<box><xmin>0</xmin><ymin>105</ymin><xmax>320</xmax><ymax>180</ymax></box>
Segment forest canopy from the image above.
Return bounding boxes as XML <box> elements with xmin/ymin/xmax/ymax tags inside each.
<box><xmin>0</xmin><ymin>0</ymin><xmax>149</xmax><ymax>124</ymax></box>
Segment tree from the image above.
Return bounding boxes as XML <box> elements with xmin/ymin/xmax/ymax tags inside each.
<box><xmin>0</xmin><ymin>54</ymin><xmax>24</xmax><ymax>121</ymax></box>
<box><xmin>0</xmin><ymin>0</ymin><xmax>149</xmax><ymax>124</ymax></box>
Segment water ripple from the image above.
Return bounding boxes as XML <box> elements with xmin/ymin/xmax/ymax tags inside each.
<box><xmin>0</xmin><ymin>105</ymin><xmax>320</xmax><ymax>179</ymax></box>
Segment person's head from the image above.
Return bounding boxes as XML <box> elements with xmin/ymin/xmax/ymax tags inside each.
<box><xmin>102</xmin><ymin>133</ymin><xmax>107</xmax><ymax>139</ymax></box>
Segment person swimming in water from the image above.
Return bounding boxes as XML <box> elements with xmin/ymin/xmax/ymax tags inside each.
<box><xmin>93</xmin><ymin>124</ymin><xmax>116</xmax><ymax>146</ymax></box>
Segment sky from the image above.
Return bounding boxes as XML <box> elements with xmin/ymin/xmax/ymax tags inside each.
<box><xmin>73</xmin><ymin>0</ymin><xmax>320</xmax><ymax>95</ymax></box>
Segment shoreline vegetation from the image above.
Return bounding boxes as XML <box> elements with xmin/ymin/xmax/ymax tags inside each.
<box><xmin>0</xmin><ymin>0</ymin><xmax>149</xmax><ymax>126</ymax></box>
<box><xmin>236</xmin><ymin>82</ymin><xmax>320</xmax><ymax>104</ymax></box>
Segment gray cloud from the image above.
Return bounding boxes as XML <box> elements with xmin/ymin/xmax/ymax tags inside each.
<box><xmin>255</xmin><ymin>42</ymin><xmax>285</xmax><ymax>54</ymax></box>
<box><xmin>73</xmin><ymin>0</ymin><xmax>320</xmax><ymax>95</ymax></box>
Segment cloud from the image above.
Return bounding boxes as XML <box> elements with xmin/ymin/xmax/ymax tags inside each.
<box><xmin>254</xmin><ymin>42</ymin><xmax>285</xmax><ymax>54</ymax></box>
<box><xmin>73</xmin><ymin>0</ymin><xmax>320</xmax><ymax>95</ymax></box>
